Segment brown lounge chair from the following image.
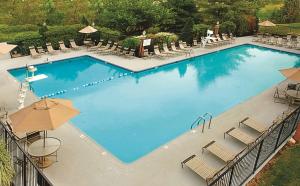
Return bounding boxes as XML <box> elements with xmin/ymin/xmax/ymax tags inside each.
<box><xmin>153</xmin><ymin>45</ymin><xmax>168</xmax><ymax>58</ymax></box>
<box><xmin>239</xmin><ymin>117</ymin><xmax>267</xmax><ymax>133</ymax></box>
<box><xmin>46</xmin><ymin>43</ymin><xmax>58</xmax><ymax>55</ymax></box>
<box><xmin>97</xmin><ymin>41</ymin><xmax>112</xmax><ymax>52</ymax></box>
<box><xmin>224</xmin><ymin>127</ymin><xmax>255</xmax><ymax>146</ymax></box>
<box><xmin>170</xmin><ymin>42</ymin><xmax>186</xmax><ymax>53</ymax></box>
<box><xmin>124</xmin><ymin>49</ymin><xmax>136</xmax><ymax>58</ymax></box>
<box><xmin>70</xmin><ymin>39</ymin><xmax>80</xmax><ymax>50</ymax></box>
<box><xmin>88</xmin><ymin>40</ymin><xmax>104</xmax><ymax>51</ymax></box>
<box><xmin>101</xmin><ymin>43</ymin><xmax>118</xmax><ymax>55</ymax></box>
<box><xmin>181</xmin><ymin>155</ymin><xmax>218</xmax><ymax>183</ymax></box>
<box><xmin>202</xmin><ymin>141</ymin><xmax>236</xmax><ymax>163</ymax></box>
<box><xmin>29</xmin><ymin>46</ymin><xmax>41</xmax><ymax>58</ymax></box>
<box><xmin>162</xmin><ymin>43</ymin><xmax>178</xmax><ymax>55</ymax></box>
<box><xmin>59</xmin><ymin>41</ymin><xmax>70</xmax><ymax>52</ymax></box>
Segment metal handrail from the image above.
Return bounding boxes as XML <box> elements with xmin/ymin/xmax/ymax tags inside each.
<box><xmin>203</xmin><ymin>112</ymin><xmax>213</xmax><ymax>129</ymax></box>
<box><xmin>190</xmin><ymin>116</ymin><xmax>206</xmax><ymax>133</ymax></box>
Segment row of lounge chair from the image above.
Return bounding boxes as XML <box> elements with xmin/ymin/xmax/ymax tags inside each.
<box><xmin>88</xmin><ymin>40</ymin><xmax>136</xmax><ymax>58</ymax></box>
<box><xmin>29</xmin><ymin>40</ymin><xmax>81</xmax><ymax>58</ymax></box>
<box><xmin>253</xmin><ymin>34</ymin><xmax>300</xmax><ymax>50</ymax></box>
<box><xmin>193</xmin><ymin>33</ymin><xmax>235</xmax><ymax>48</ymax></box>
<box><xmin>181</xmin><ymin>116</ymin><xmax>268</xmax><ymax>183</ymax></box>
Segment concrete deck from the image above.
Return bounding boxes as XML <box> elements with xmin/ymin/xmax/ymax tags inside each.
<box><xmin>0</xmin><ymin>37</ymin><xmax>299</xmax><ymax>186</ymax></box>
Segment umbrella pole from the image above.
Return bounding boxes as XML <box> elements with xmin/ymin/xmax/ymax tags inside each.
<box><xmin>43</xmin><ymin>130</ymin><xmax>46</xmax><ymax>147</ymax></box>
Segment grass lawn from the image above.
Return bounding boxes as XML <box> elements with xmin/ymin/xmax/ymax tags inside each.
<box><xmin>257</xmin><ymin>2</ymin><xmax>283</xmax><ymax>21</ymax></box>
<box><xmin>254</xmin><ymin>143</ymin><xmax>300</xmax><ymax>186</ymax></box>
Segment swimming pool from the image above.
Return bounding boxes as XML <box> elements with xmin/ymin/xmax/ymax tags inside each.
<box><xmin>9</xmin><ymin>44</ymin><xmax>300</xmax><ymax>163</ymax></box>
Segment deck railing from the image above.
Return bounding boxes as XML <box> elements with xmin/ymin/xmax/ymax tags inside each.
<box><xmin>0</xmin><ymin>121</ymin><xmax>53</xmax><ymax>186</ymax></box>
<box><xmin>207</xmin><ymin>106</ymin><xmax>300</xmax><ymax>186</ymax></box>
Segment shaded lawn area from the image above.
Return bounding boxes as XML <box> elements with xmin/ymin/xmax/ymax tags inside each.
<box><xmin>256</xmin><ymin>143</ymin><xmax>300</xmax><ymax>186</ymax></box>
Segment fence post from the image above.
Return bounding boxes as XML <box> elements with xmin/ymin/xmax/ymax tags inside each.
<box><xmin>23</xmin><ymin>153</ymin><xmax>27</xmax><ymax>186</ymax></box>
<box><xmin>274</xmin><ymin>122</ymin><xmax>285</xmax><ymax>151</ymax></box>
<box><xmin>253</xmin><ymin>139</ymin><xmax>264</xmax><ymax>172</ymax></box>
<box><xmin>292</xmin><ymin>108</ymin><xmax>300</xmax><ymax>131</ymax></box>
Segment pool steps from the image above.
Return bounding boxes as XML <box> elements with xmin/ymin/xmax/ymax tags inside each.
<box><xmin>190</xmin><ymin>113</ymin><xmax>213</xmax><ymax>133</ymax></box>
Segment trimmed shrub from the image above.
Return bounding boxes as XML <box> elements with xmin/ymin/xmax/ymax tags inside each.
<box><xmin>146</xmin><ymin>26</ymin><xmax>160</xmax><ymax>34</ymax></box>
<box><xmin>95</xmin><ymin>27</ymin><xmax>122</xmax><ymax>41</ymax></box>
<box><xmin>9</xmin><ymin>32</ymin><xmax>43</xmax><ymax>54</ymax></box>
<box><xmin>0</xmin><ymin>24</ymin><xmax>38</xmax><ymax>33</ymax></box>
<box><xmin>150</xmin><ymin>32</ymin><xmax>178</xmax><ymax>46</ymax></box>
<box><xmin>220</xmin><ymin>21</ymin><xmax>236</xmax><ymax>34</ymax></box>
<box><xmin>193</xmin><ymin>24</ymin><xmax>210</xmax><ymax>40</ymax></box>
<box><xmin>121</xmin><ymin>37</ymin><xmax>141</xmax><ymax>49</ymax></box>
<box><xmin>45</xmin><ymin>24</ymin><xmax>84</xmax><ymax>49</ymax></box>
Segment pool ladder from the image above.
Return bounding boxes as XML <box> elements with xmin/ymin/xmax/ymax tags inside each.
<box><xmin>190</xmin><ymin>113</ymin><xmax>213</xmax><ymax>133</ymax></box>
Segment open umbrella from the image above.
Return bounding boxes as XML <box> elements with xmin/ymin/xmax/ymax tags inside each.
<box><xmin>0</xmin><ymin>42</ymin><xmax>17</xmax><ymax>56</ymax></box>
<box><xmin>79</xmin><ymin>26</ymin><xmax>97</xmax><ymax>34</ymax></box>
<box><xmin>279</xmin><ymin>68</ymin><xmax>300</xmax><ymax>82</ymax></box>
<box><xmin>259</xmin><ymin>20</ymin><xmax>276</xmax><ymax>27</ymax></box>
<box><xmin>9</xmin><ymin>98</ymin><xmax>79</xmax><ymax>146</ymax></box>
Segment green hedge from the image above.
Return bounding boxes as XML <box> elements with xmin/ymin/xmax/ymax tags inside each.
<box><xmin>259</xmin><ymin>24</ymin><xmax>300</xmax><ymax>36</ymax></box>
<box><xmin>121</xmin><ymin>37</ymin><xmax>141</xmax><ymax>49</ymax></box>
<box><xmin>8</xmin><ymin>32</ymin><xmax>43</xmax><ymax>55</ymax></box>
<box><xmin>45</xmin><ymin>24</ymin><xmax>84</xmax><ymax>49</ymax></box>
<box><xmin>0</xmin><ymin>24</ymin><xmax>38</xmax><ymax>33</ymax></box>
<box><xmin>94</xmin><ymin>26</ymin><xmax>122</xmax><ymax>41</ymax></box>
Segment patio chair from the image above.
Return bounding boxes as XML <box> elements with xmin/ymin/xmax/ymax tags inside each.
<box><xmin>59</xmin><ymin>41</ymin><xmax>70</xmax><ymax>52</ymax></box>
<box><xmin>88</xmin><ymin>40</ymin><xmax>103</xmax><ymax>51</ymax></box>
<box><xmin>202</xmin><ymin>141</ymin><xmax>236</xmax><ymax>163</ymax></box>
<box><xmin>181</xmin><ymin>155</ymin><xmax>218</xmax><ymax>183</ymax></box>
<box><xmin>273</xmin><ymin>87</ymin><xmax>288</xmax><ymax>103</ymax></box>
<box><xmin>0</xmin><ymin>107</ymin><xmax>8</xmax><ymax>119</ymax></box>
<box><xmin>170</xmin><ymin>42</ymin><xmax>186</xmax><ymax>53</ymax></box>
<box><xmin>46</xmin><ymin>43</ymin><xmax>58</xmax><ymax>55</ymax></box>
<box><xmin>37</xmin><ymin>46</ymin><xmax>45</xmax><ymax>54</ymax></box>
<box><xmin>224</xmin><ymin>127</ymin><xmax>255</xmax><ymax>146</ymax></box>
<box><xmin>267</xmin><ymin>36</ymin><xmax>276</xmax><ymax>45</ymax></box>
<box><xmin>286</xmin><ymin>40</ymin><xmax>294</xmax><ymax>48</ymax></box>
<box><xmin>97</xmin><ymin>41</ymin><xmax>112</xmax><ymax>52</ymax></box>
<box><xmin>295</xmin><ymin>42</ymin><xmax>300</xmax><ymax>50</ymax></box>
<box><xmin>29</xmin><ymin>46</ymin><xmax>41</xmax><ymax>58</ymax></box>
<box><xmin>100</xmin><ymin>43</ymin><xmax>117</xmax><ymax>55</ymax></box>
<box><xmin>153</xmin><ymin>45</ymin><xmax>168</xmax><ymax>58</ymax></box>
<box><xmin>113</xmin><ymin>45</ymin><xmax>123</xmax><ymax>55</ymax></box>
<box><xmin>4</xmin><ymin>121</ymin><xmax>40</xmax><ymax>143</ymax></box>
<box><xmin>216</xmin><ymin>35</ymin><xmax>228</xmax><ymax>45</ymax></box>
<box><xmin>221</xmin><ymin>34</ymin><xmax>231</xmax><ymax>44</ymax></box>
<box><xmin>276</xmin><ymin>37</ymin><xmax>283</xmax><ymax>46</ymax></box>
<box><xmin>162</xmin><ymin>43</ymin><xmax>178</xmax><ymax>55</ymax></box>
<box><xmin>239</xmin><ymin>117</ymin><xmax>267</xmax><ymax>133</ymax></box>
<box><xmin>69</xmin><ymin>39</ymin><xmax>80</xmax><ymax>50</ymax></box>
<box><xmin>229</xmin><ymin>33</ymin><xmax>236</xmax><ymax>43</ymax></box>
<box><xmin>124</xmin><ymin>48</ymin><xmax>136</xmax><ymax>58</ymax></box>
<box><xmin>193</xmin><ymin>39</ymin><xmax>201</xmax><ymax>48</ymax></box>
<box><xmin>178</xmin><ymin>41</ymin><xmax>190</xmax><ymax>51</ymax></box>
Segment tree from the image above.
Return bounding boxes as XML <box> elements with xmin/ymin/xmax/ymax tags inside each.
<box><xmin>280</xmin><ymin>0</ymin><xmax>300</xmax><ymax>23</ymax></box>
<box><xmin>43</xmin><ymin>0</ymin><xmax>64</xmax><ymax>25</ymax></box>
<box><xmin>163</xmin><ymin>0</ymin><xmax>200</xmax><ymax>33</ymax></box>
<box><xmin>98</xmin><ymin>0</ymin><xmax>174</xmax><ymax>35</ymax></box>
<box><xmin>181</xmin><ymin>18</ymin><xmax>194</xmax><ymax>45</ymax></box>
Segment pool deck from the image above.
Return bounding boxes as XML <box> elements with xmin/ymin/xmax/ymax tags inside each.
<box><xmin>0</xmin><ymin>36</ymin><xmax>300</xmax><ymax>186</ymax></box>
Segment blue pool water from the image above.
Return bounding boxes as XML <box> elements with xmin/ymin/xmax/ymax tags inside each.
<box><xmin>9</xmin><ymin>44</ymin><xmax>300</xmax><ymax>163</ymax></box>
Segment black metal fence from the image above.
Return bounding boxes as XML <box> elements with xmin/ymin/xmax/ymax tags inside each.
<box><xmin>207</xmin><ymin>106</ymin><xmax>300</xmax><ymax>186</ymax></box>
<box><xmin>0</xmin><ymin>121</ymin><xmax>52</xmax><ymax>186</ymax></box>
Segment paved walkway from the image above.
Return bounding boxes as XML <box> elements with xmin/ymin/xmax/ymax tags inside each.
<box><xmin>0</xmin><ymin>37</ymin><xmax>299</xmax><ymax>186</ymax></box>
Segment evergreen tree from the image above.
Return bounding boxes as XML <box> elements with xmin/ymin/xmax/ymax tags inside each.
<box><xmin>181</xmin><ymin>18</ymin><xmax>194</xmax><ymax>45</ymax></box>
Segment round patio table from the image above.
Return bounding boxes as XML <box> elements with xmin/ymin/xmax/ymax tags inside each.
<box><xmin>28</xmin><ymin>137</ymin><xmax>61</xmax><ymax>168</ymax></box>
